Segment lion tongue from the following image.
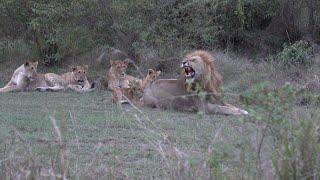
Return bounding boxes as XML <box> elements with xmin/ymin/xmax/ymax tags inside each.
<box><xmin>185</xmin><ymin>68</ymin><xmax>190</xmax><ymax>76</ymax></box>
<box><xmin>185</xmin><ymin>67</ymin><xmax>194</xmax><ymax>77</ymax></box>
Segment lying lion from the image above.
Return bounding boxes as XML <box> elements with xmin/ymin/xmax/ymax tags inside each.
<box><xmin>0</xmin><ymin>62</ymin><xmax>96</xmax><ymax>93</ymax></box>
<box><xmin>112</xmin><ymin>69</ymin><xmax>161</xmax><ymax>106</ymax></box>
<box><xmin>142</xmin><ymin>50</ymin><xmax>248</xmax><ymax>115</ymax></box>
<box><xmin>35</xmin><ymin>65</ymin><xmax>96</xmax><ymax>92</ymax></box>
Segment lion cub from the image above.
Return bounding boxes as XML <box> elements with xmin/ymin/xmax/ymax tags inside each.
<box><xmin>112</xmin><ymin>69</ymin><xmax>161</xmax><ymax>106</ymax></box>
<box><xmin>0</xmin><ymin>61</ymin><xmax>38</xmax><ymax>92</ymax></box>
<box><xmin>35</xmin><ymin>65</ymin><xmax>95</xmax><ymax>92</ymax></box>
<box><xmin>106</xmin><ymin>59</ymin><xmax>141</xmax><ymax>90</ymax></box>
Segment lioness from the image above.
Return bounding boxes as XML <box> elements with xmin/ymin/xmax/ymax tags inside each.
<box><xmin>1</xmin><ymin>62</ymin><xmax>96</xmax><ymax>93</ymax></box>
<box><xmin>106</xmin><ymin>59</ymin><xmax>141</xmax><ymax>90</ymax></box>
<box><xmin>0</xmin><ymin>61</ymin><xmax>38</xmax><ymax>92</ymax></box>
<box><xmin>142</xmin><ymin>50</ymin><xmax>248</xmax><ymax>115</ymax></box>
<box><xmin>34</xmin><ymin>65</ymin><xmax>96</xmax><ymax>92</ymax></box>
<box><xmin>112</xmin><ymin>69</ymin><xmax>161</xmax><ymax>106</ymax></box>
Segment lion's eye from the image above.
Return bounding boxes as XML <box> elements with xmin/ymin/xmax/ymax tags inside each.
<box><xmin>78</xmin><ymin>71</ymin><xmax>81</xmax><ymax>73</ymax></box>
<box><xmin>191</xmin><ymin>59</ymin><xmax>196</xmax><ymax>62</ymax></box>
<box><xmin>31</xmin><ymin>67</ymin><xmax>34</xmax><ymax>70</ymax></box>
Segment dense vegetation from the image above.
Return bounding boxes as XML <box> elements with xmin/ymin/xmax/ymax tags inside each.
<box><xmin>0</xmin><ymin>1</ymin><xmax>319</xmax><ymax>179</ymax></box>
<box><xmin>1</xmin><ymin>0</ymin><xmax>319</xmax><ymax>64</ymax></box>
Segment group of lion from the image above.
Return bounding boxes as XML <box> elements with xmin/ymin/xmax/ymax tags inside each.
<box><xmin>0</xmin><ymin>50</ymin><xmax>248</xmax><ymax>115</ymax></box>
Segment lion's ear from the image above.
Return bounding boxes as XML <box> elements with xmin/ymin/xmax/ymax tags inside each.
<box><xmin>110</xmin><ymin>60</ymin><xmax>114</xmax><ymax>65</ymax></box>
<box><xmin>71</xmin><ymin>65</ymin><xmax>76</xmax><ymax>72</ymax></box>
<box><xmin>84</xmin><ymin>65</ymin><xmax>89</xmax><ymax>71</ymax></box>
<box><xmin>147</xmin><ymin>69</ymin><xmax>154</xmax><ymax>75</ymax></box>
<box><xmin>24</xmin><ymin>61</ymin><xmax>30</xmax><ymax>67</ymax></box>
<box><xmin>33</xmin><ymin>61</ymin><xmax>39</xmax><ymax>67</ymax></box>
<box><xmin>124</xmin><ymin>58</ymin><xmax>130</xmax><ymax>65</ymax></box>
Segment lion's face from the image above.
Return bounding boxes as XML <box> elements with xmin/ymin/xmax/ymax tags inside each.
<box><xmin>24</xmin><ymin>61</ymin><xmax>38</xmax><ymax>81</ymax></box>
<box><xmin>146</xmin><ymin>69</ymin><xmax>161</xmax><ymax>83</ymax></box>
<box><xmin>71</xmin><ymin>65</ymin><xmax>88</xmax><ymax>85</ymax></box>
<box><xmin>181</xmin><ymin>55</ymin><xmax>206</xmax><ymax>82</ymax></box>
<box><xmin>128</xmin><ymin>79</ymin><xmax>144</xmax><ymax>98</ymax></box>
<box><xmin>110</xmin><ymin>60</ymin><xmax>129</xmax><ymax>77</ymax></box>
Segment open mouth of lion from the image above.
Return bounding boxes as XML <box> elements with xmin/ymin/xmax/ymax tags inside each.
<box><xmin>29</xmin><ymin>77</ymin><xmax>36</xmax><ymax>81</ymax></box>
<box><xmin>77</xmin><ymin>80</ymin><xmax>85</xmax><ymax>84</ymax></box>
<box><xmin>183</xmin><ymin>66</ymin><xmax>195</xmax><ymax>79</ymax></box>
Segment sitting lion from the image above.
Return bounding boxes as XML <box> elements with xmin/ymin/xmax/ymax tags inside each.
<box><xmin>106</xmin><ymin>59</ymin><xmax>141</xmax><ymax>90</ymax></box>
<box><xmin>142</xmin><ymin>50</ymin><xmax>248</xmax><ymax>115</ymax></box>
<box><xmin>112</xmin><ymin>69</ymin><xmax>161</xmax><ymax>106</ymax></box>
<box><xmin>0</xmin><ymin>61</ymin><xmax>39</xmax><ymax>92</ymax></box>
<box><xmin>34</xmin><ymin>65</ymin><xmax>96</xmax><ymax>92</ymax></box>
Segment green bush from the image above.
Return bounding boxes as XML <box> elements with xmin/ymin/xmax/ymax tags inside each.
<box><xmin>1</xmin><ymin>0</ymin><xmax>320</xmax><ymax>62</ymax></box>
<box><xmin>276</xmin><ymin>40</ymin><xmax>314</xmax><ymax>67</ymax></box>
<box><xmin>241</xmin><ymin>82</ymin><xmax>320</xmax><ymax>179</ymax></box>
<box><xmin>0</xmin><ymin>39</ymin><xmax>32</xmax><ymax>61</ymax></box>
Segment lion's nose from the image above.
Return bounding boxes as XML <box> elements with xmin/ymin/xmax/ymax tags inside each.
<box><xmin>181</xmin><ymin>61</ymin><xmax>188</xmax><ymax>68</ymax></box>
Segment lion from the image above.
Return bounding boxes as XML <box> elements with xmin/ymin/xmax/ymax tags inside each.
<box><xmin>141</xmin><ymin>69</ymin><xmax>161</xmax><ymax>89</ymax></box>
<box><xmin>112</xmin><ymin>80</ymin><xmax>143</xmax><ymax>106</ymax></box>
<box><xmin>34</xmin><ymin>65</ymin><xmax>96</xmax><ymax>92</ymax></box>
<box><xmin>142</xmin><ymin>50</ymin><xmax>248</xmax><ymax>115</ymax></box>
<box><xmin>112</xmin><ymin>69</ymin><xmax>161</xmax><ymax>106</ymax></box>
<box><xmin>1</xmin><ymin>62</ymin><xmax>96</xmax><ymax>93</ymax></box>
<box><xmin>0</xmin><ymin>61</ymin><xmax>39</xmax><ymax>92</ymax></box>
<box><xmin>106</xmin><ymin>59</ymin><xmax>141</xmax><ymax>90</ymax></box>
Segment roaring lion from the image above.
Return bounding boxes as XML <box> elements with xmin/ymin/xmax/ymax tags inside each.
<box><xmin>112</xmin><ymin>69</ymin><xmax>161</xmax><ymax>106</ymax></box>
<box><xmin>34</xmin><ymin>65</ymin><xmax>96</xmax><ymax>92</ymax></box>
<box><xmin>106</xmin><ymin>59</ymin><xmax>141</xmax><ymax>90</ymax></box>
<box><xmin>142</xmin><ymin>50</ymin><xmax>248</xmax><ymax>115</ymax></box>
<box><xmin>0</xmin><ymin>61</ymin><xmax>38</xmax><ymax>92</ymax></box>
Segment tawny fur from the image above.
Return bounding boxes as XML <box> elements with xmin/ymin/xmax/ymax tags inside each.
<box><xmin>0</xmin><ymin>61</ymin><xmax>38</xmax><ymax>92</ymax></box>
<box><xmin>112</xmin><ymin>69</ymin><xmax>161</xmax><ymax>106</ymax></box>
<box><xmin>184</xmin><ymin>50</ymin><xmax>222</xmax><ymax>93</ymax></box>
<box><xmin>35</xmin><ymin>65</ymin><xmax>95</xmax><ymax>92</ymax></box>
<box><xmin>106</xmin><ymin>59</ymin><xmax>141</xmax><ymax>91</ymax></box>
<box><xmin>142</xmin><ymin>50</ymin><xmax>248</xmax><ymax>116</ymax></box>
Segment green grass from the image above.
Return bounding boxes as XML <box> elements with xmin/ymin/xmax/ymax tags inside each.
<box><xmin>0</xmin><ymin>50</ymin><xmax>319</xmax><ymax>179</ymax></box>
<box><xmin>0</xmin><ymin>91</ymin><xmax>318</xmax><ymax>179</ymax></box>
<box><xmin>0</xmin><ymin>91</ymin><xmax>247</xmax><ymax>179</ymax></box>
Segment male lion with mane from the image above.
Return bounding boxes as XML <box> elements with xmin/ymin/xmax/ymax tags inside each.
<box><xmin>142</xmin><ymin>50</ymin><xmax>248</xmax><ymax>115</ymax></box>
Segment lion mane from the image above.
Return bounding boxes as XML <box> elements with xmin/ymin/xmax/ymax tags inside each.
<box><xmin>142</xmin><ymin>50</ymin><xmax>248</xmax><ymax>115</ymax></box>
<box><xmin>183</xmin><ymin>50</ymin><xmax>222</xmax><ymax>93</ymax></box>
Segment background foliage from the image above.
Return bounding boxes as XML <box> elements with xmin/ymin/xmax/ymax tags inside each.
<box><xmin>0</xmin><ymin>0</ymin><xmax>319</xmax><ymax>65</ymax></box>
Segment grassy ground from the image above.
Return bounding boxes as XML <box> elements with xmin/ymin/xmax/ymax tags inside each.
<box><xmin>0</xmin><ymin>50</ymin><xmax>319</xmax><ymax>179</ymax></box>
<box><xmin>0</xmin><ymin>91</ymin><xmax>249</xmax><ymax>179</ymax></box>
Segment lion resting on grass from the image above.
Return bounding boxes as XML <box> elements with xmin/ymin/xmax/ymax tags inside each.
<box><xmin>142</xmin><ymin>50</ymin><xmax>248</xmax><ymax>115</ymax></box>
<box><xmin>0</xmin><ymin>61</ymin><xmax>38</xmax><ymax>92</ymax></box>
<box><xmin>0</xmin><ymin>62</ymin><xmax>96</xmax><ymax>93</ymax></box>
<box><xmin>112</xmin><ymin>69</ymin><xmax>161</xmax><ymax>106</ymax></box>
<box><xmin>35</xmin><ymin>65</ymin><xmax>96</xmax><ymax>92</ymax></box>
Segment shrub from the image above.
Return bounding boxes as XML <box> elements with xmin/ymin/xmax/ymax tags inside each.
<box><xmin>241</xmin><ymin>82</ymin><xmax>320</xmax><ymax>179</ymax></box>
<box><xmin>276</xmin><ymin>40</ymin><xmax>314</xmax><ymax>67</ymax></box>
